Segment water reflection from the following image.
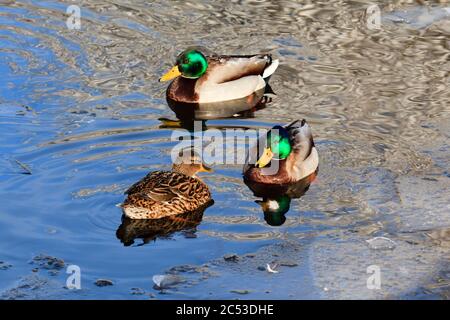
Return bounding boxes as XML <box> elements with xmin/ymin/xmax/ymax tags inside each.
<box><xmin>1</xmin><ymin>0</ymin><xmax>449</xmax><ymax>299</ymax></box>
<box><xmin>116</xmin><ymin>200</ymin><xmax>214</xmax><ymax>246</ymax></box>
<box><xmin>244</xmin><ymin>172</ymin><xmax>317</xmax><ymax>226</ymax></box>
<box><xmin>158</xmin><ymin>93</ymin><xmax>272</xmax><ymax>131</ymax></box>
<box><xmin>166</xmin><ymin>91</ymin><xmax>268</xmax><ymax>121</ymax></box>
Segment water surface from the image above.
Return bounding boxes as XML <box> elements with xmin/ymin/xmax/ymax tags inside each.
<box><xmin>0</xmin><ymin>0</ymin><xmax>449</xmax><ymax>299</ymax></box>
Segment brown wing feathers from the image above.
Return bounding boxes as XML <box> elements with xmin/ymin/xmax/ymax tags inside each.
<box><xmin>123</xmin><ymin>171</ymin><xmax>211</xmax><ymax>219</ymax></box>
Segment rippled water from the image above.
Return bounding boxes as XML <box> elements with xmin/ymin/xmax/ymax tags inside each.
<box><xmin>0</xmin><ymin>0</ymin><xmax>449</xmax><ymax>299</ymax></box>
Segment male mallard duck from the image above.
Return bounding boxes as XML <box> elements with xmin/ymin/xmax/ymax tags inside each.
<box><xmin>243</xmin><ymin>119</ymin><xmax>319</xmax><ymax>184</ymax></box>
<box><xmin>159</xmin><ymin>48</ymin><xmax>279</xmax><ymax>104</ymax></box>
<box><xmin>122</xmin><ymin>152</ymin><xmax>212</xmax><ymax>219</ymax></box>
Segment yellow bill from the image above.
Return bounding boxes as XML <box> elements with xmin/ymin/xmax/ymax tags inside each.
<box><xmin>255</xmin><ymin>147</ymin><xmax>273</xmax><ymax>168</ymax></box>
<box><xmin>158</xmin><ymin>118</ymin><xmax>182</xmax><ymax>128</ymax></box>
<box><xmin>255</xmin><ymin>200</ymin><xmax>269</xmax><ymax>212</ymax></box>
<box><xmin>199</xmin><ymin>164</ymin><xmax>213</xmax><ymax>173</ymax></box>
<box><xmin>159</xmin><ymin>65</ymin><xmax>181</xmax><ymax>82</ymax></box>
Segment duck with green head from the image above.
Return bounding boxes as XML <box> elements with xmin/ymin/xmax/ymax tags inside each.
<box><xmin>159</xmin><ymin>48</ymin><xmax>279</xmax><ymax>104</ymax></box>
<box><xmin>243</xmin><ymin>119</ymin><xmax>319</xmax><ymax>185</ymax></box>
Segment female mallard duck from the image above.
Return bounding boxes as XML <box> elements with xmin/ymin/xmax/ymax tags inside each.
<box><xmin>159</xmin><ymin>48</ymin><xmax>279</xmax><ymax>104</ymax></box>
<box><xmin>122</xmin><ymin>152</ymin><xmax>212</xmax><ymax>219</ymax></box>
<box><xmin>243</xmin><ymin>119</ymin><xmax>319</xmax><ymax>185</ymax></box>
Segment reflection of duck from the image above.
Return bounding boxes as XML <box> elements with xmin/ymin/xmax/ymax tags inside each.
<box><xmin>158</xmin><ymin>117</ymin><xmax>264</xmax><ymax>133</ymax></box>
<box><xmin>257</xmin><ymin>195</ymin><xmax>290</xmax><ymax>226</ymax></box>
<box><xmin>165</xmin><ymin>94</ymin><xmax>270</xmax><ymax>121</ymax></box>
<box><xmin>116</xmin><ymin>201</ymin><xmax>213</xmax><ymax>246</ymax></box>
<box><xmin>243</xmin><ymin>119</ymin><xmax>319</xmax><ymax>184</ymax></box>
<box><xmin>159</xmin><ymin>47</ymin><xmax>279</xmax><ymax>105</ymax></box>
<box><xmin>245</xmin><ymin>173</ymin><xmax>317</xmax><ymax>226</ymax></box>
<box><xmin>121</xmin><ymin>151</ymin><xmax>212</xmax><ymax>219</ymax></box>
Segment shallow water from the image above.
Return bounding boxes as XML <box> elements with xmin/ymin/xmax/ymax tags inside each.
<box><xmin>0</xmin><ymin>0</ymin><xmax>449</xmax><ymax>299</ymax></box>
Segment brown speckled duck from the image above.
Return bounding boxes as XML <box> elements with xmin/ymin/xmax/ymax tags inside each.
<box><xmin>243</xmin><ymin>119</ymin><xmax>319</xmax><ymax>185</ymax></box>
<box><xmin>122</xmin><ymin>152</ymin><xmax>212</xmax><ymax>219</ymax></box>
<box><xmin>159</xmin><ymin>48</ymin><xmax>279</xmax><ymax>104</ymax></box>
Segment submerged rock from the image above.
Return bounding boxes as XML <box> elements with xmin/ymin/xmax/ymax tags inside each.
<box><xmin>0</xmin><ymin>274</ymin><xmax>67</xmax><ymax>300</ymax></box>
<box><xmin>152</xmin><ymin>274</ymin><xmax>185</xmax><ymax>290</ymax></box>
<box><xmin>383</xmin><ymin>6</ymin><xmax>450</xmax><ymax>30</ymax></box>
<box><xmin>168</xmin><ymin>264</ymin><xmax>207</xmax><ymax>274</ymax></box>
<box><xmin>130</xmin><ymin>287</ymin><xmax>145</xmax><ymax>295</ymax></box>
<box><xmin>276</xmin><ymin>259</ymin><xmax>299</xmax><ymax>267</ymax></box>
<box><xmin>223</xmin><ymin>253</ymin><xmax>239</xmax><ymax>262</ymax></box>
<box><xmin>0</xmin><ymin>261</ymin><xmax>12</xmax><ymax>270</ymax></box>
<box><xmin>366</xmin><ymin>237</ymin><xmax>397</xmax><ymax>250</ymax></box>
<box><xmin>31</xmin><ymin>254</ymin><xmax>65</xmax><ymax>270</ymax></box>
<box><xmin>95</xmin><ymin>279</ymin><xmax>114</xmax><ymax>287</ymax></box>
<box><xmin>230</xmin><ymin>289</ymin><xmax>251</xmax><ymax>295</ymax></box>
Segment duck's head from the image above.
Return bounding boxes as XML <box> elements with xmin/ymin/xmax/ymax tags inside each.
<box><xmin>255</xmin><ymin>119</ymin><xmax>314</xmax><ymax>168</ymax></box>
<box><xmin>255</xmin><ymin>125</ymin><xmax>292</xmax><ymax>168</ymax></box>
<box><xmin>172</xmin><ymin>149</ymin><xmax>212</xmax><ymax>177</ymax></box>
<box><xmin>256</xmin><ymin>195</ymin><xmax>291</xmax><ymax>226</ymax></box>
<box><xmin>159</xmin><ymin>49</ymin><xmax>208</xmax><ymax>82</ymax></box>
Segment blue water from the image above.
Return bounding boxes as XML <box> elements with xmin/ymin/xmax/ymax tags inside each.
<box><xmin>0</xmin><ymin>1</ymin><xmax>449</xmax><ymax>299</ymax></box>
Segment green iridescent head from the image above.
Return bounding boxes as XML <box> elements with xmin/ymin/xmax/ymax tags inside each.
<box><xmin>176</xmin><ymin>49</ymin><xmax>208</xmax><ymax>78</ymax></box>
<box><xmin>159</xmin><ymin>49</ymin><xmax>208</xmax><ymax>82</ymax></box>
<box><xmin>256</xmin><ymin>126</ymin><xmax>292</xmax><ymax>168</ymax></box>
<box><xmin>268</xmin><ymin>126</ymin><xmax>292</xmax><ymax>159</ymax></box>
